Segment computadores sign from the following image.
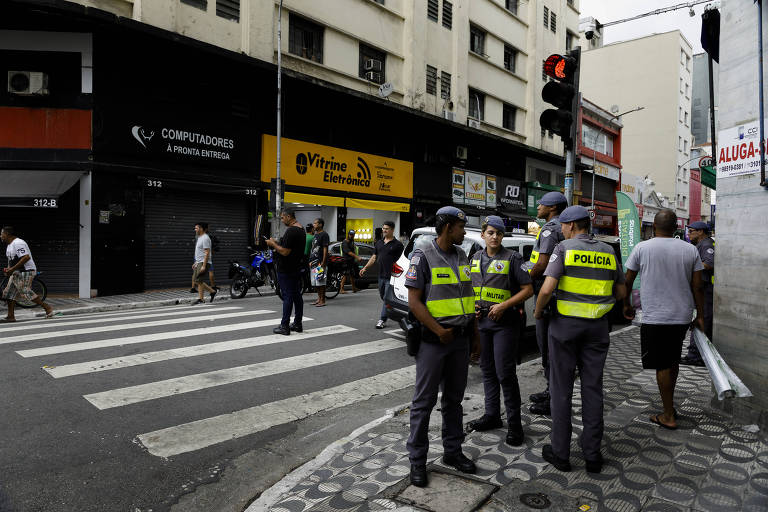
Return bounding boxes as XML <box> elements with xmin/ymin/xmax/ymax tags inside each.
<box><xmin>717</xmin><ymin>119</ymin><xmax>768</xmax><ymax>178</ymax></box>
<box><xmin>261</xmin><ymin>135</ymin><xmax>413</xmax><ymax>199</ymax></box>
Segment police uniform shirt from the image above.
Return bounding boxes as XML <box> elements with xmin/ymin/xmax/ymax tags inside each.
<box><xmin>533</xmin><ymin>218</ymin><xmax>564</xmax><ymax>284</ymax></box>
<box><xmin>476</xmin><ymin>248</ymin><xmax>531</xmax><ymax>328</ymax></box>
<box><xmin>544</xmin><ymin>234</ymin><xmax>625</xmax><ymax>291</ymax></box>
<box><xmin>404</xmin><ymin>240</ymin><xmax>463</xmax><ymax>294</ymax></box>
<box><xmin>697</xmin><ymin>237</ymin><xmax>715</xmax><ymax>281</ymax></box>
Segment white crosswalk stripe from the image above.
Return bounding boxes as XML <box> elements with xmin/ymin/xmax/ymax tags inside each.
<box><xmin>16</xmin><ymin>315</ymin><xmax>311</xmax><ymax>357</ymax></box>
<box><xmin>384</xmin><ymin>328</ymin><xmax>405</xmax><ymax>339</ymax></box>
<box><xmin>44</xmin><ymin>325</ymin><xmax>355</xmax><ymax>378</ymax></box>
<box><xmin>2</xmin><ymin>310</ymin><xmax>271</xmax><ymax>345</ymax></box>
<box><xmin>137</xmin><ymin>365</ymin><xmax>416</xmax><ymax>457</ymax></box>
<box><xmin>84</xmin><ymin>338</ymin><xmax>404</xmax><ymax>410</ymax></box>
<box><xmin>9</xmin><ymin>303</ymin><xmax>217</xmax><ymax>326</ymax></box>
<box><xmin>1</xmin><ymin>306</ymin><xmax>243</xmax><ymax>332</ymax></box>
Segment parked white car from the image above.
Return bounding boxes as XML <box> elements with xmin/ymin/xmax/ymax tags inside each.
<box><xmin>384</xmin><ymin>226</ymin><xmax>537</xmax><ymax>329</ymax></box>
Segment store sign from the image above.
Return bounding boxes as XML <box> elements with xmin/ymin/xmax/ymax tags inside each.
<box><xmin>452</xmin><ymin>168</ymin><xmax>496</xmax><ymax>207</ymax></box>
<box><xmin>717</xmin><ymin>119</ymin><xmax>768</xmax><ymax>179</ymax></box>
<box><xmin>620</xmin><ymin>172</ymin><xmax>643</xmax><ymax>204</ymax></box>
<box><xmin>498</xmin><ymin>178</ymin><xmax>526</xmax><ymax>212</ymax></box>
<box><xmin>584</xmin><ymin>161</ymin><xmax>620</xmax><ymax>181</ymax></box>
<box><xmin>130</xmin><ymin>124</ymin><xmax>235</xmax><ymax>162</ymax></box>
<box><xmin>261</xmin><ymin>135</ymin><xmax>413</xmax><ymax>199</ymax></box>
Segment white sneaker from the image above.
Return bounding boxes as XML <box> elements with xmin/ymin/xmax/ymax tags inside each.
<box><xmin>375</xmin><ymin>320</ymin><xmax>386</xmax><ymax>329</ymax></box>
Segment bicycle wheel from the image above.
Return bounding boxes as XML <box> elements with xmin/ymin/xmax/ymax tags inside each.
<box><xmin>17</xmin><ymin>277</ymin><xmax>47</xmax><ymax>308</ymax></box>
<box><xmin>325</xmin><ymin>272</ymin><xmax>341</xmax><ymax>299</ymax></box>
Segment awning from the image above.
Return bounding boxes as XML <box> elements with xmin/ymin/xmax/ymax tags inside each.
<box><xmin>285</xmin><ymin>192</ymin><xmax>344</xmax><ymax>207</ymax></box>
<box><xmin>346</xmin><ymin>197</ymin><xmax>410</xmax><ymax>212</ymax></box>
<box><xmin>1</xmin><ymin>170</ymin><xmax>84</xmax><ymax>197</ymax></box>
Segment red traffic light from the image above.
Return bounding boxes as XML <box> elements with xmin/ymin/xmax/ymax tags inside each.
<box><xmin>544</xmin><ymin>54</ymin><xmax>576</xmax><ymax>82</ymax></box>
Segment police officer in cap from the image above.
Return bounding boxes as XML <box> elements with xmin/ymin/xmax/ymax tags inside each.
<box><xmin>405</xmin><ymin>206</ymin><xmax>478</xmax><ymax>487</ymax></box>
<box><xmin>681</xmin><ymin>221</ymin><xmax>714</xmax><ymax>366</ymax></box>
<box><xmin>467</xmin><ymin>216</ymin><xmax>534</xmax><ymax>445</ymax></box>
<box><xmin>526</xmin><ymin>191</ymin><xmax>568</xmax><ymax>416</ymax></box>
<box><xmin>534</xmin><ymin>205</ymin><xmax>626</xmax><ymax>473</ymax></box>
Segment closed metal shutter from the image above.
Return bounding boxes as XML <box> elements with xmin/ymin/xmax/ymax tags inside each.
<box><xmin>144</xmin><ymin>189</ymin><xmax>250</xmax><ymax>290</ymax></box>
<box><xmin>0</xmin><ymin>185</ymin><xmax>79</xmax><ymax>294</ymax></box>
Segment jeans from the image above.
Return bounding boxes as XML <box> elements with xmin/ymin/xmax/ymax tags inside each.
<box><xmin>277</xmin><ymin>271</ymin><xmax>303</xmax><ymax>327</ymax></box>
<box><xmin>378</xmin><ymin>276</ymin><xmax>389</xmax><ymax>322</ymax></box>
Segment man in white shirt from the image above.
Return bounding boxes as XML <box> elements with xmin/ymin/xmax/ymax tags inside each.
<box><xmin>623</xmin><ymin>210</ymin><xmax>705</xmax><ymax>430</ymax></box>
<box><xmin>1</xmin><ymin>226</ymin><xmax>55</xmax><ymax>321</ymax></box>
<box><xmin>192</xmin><ymin>222</ymin><xmax>217</xmax><ymax>305</ymax></box>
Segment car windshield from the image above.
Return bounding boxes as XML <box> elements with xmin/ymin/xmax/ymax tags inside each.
<box><xmin>405</xmin><ymin>234</ymin><xmax>478</xmax><ymax>259</ymax></box>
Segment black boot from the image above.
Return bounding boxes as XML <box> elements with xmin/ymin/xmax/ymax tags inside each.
<box><xmin>442</xmin><ymin>453</ymin><xmax>476</xmax><ymax>474</ymax></box>
<box><xmin>542</xmin><ymin>444</ymin><xmax>571</xmax><ymax>472</ymax></box>
<box><xmin>467</xmin><ymin>415</ymin><xmax>503</xmax><ymax>432</ymax></box>
<box><xmin>529</xmin><ymin>390</ymin><xmax>550</xmax><ymax>403</ymax></box>
<box><xmin>506</xmin><ymin>422</ymin><xmax>524</xmax><ymax>446</ymax></box>
<box><xmin>529</xmin><ymin>401</ymin><xmax>551</xmax><ymax>416</ymax></box>
<box><xmin>410</xmin><ymin>464</ymin><xmax>427</xmax><ymax>487</ymax></box>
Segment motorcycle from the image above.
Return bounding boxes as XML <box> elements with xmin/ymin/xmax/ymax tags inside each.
<box><xmin>228</xmin><ymin>247</ymin><xmax>280</xmax><ymax>299</ymax></box>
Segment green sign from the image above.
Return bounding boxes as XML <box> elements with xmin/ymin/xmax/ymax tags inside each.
<box><xmin>616</xmin><ymin>191</ymin><xmax>641</xmax><ymax>290</ymax></box>
<box><xmin>701</xmin><ymin>165</ymin><xmax>716</xmax><ymax>190</ymax></box>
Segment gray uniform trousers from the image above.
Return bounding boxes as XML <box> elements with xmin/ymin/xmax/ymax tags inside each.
<box><xmin>685</xmin><ymin>283</ymin><xmax>713</xmax><ymax>360</ymax></box>
<box><xmin>479</xmin><ymin>324</ymin><xmax>522</xmax><ymax>424</ymax></box>
<box><xmin>407</xmin><ymin>335</ymin><xmax>470</xmax><ymax>465</ymax></box>
<box><xmin>535</xmin><ymin>308</ymin><xmax>551</xmax><ymax>389</ymax></box>
<box><xmin>548</xmin><ymin>315</ymin><xmax>610</xmax><ymax>461</ymax></box>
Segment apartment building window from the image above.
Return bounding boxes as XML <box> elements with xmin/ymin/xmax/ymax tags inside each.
<box><xmin>181</xmin><ymin>0</ymin><xmax>207</xmax><ymax>9</ymax></box>
<box><xmin>550</xmin><ymin>12</ymin><xmax>557</xmax><ymax>33</ymax></box>
<box><xmin>359</xmin><ymin>43</ymin><xmax>386</xmax><ymax>84</ymax></box>
<box><xmin>426</xmin><ymin>65</ymin><xmax>438</xmax><ymax>95</ymax></box>
<box><xmin>216</xmin><ymin>0</ymin><xmax>239</xmax><ymax>20</ymax></box>
<box><xmin>685</xmin><ymin>111</ymin><xmax>689</xmax><ymax>125</ymax></box>
<box><xmin>680</xmin><ymin>49</ymin><xmax>685</xmax><ymax>64</ymax></box>
<box><xmin>566</xmin><ymin>31</ymin><xmax>575</xmax><ymax>51</ymax></box>
<box><xmin>582</xmin><ymin>123</ymin><xmax>614</xmax><ymax>157</ymax></box>
<box><xmin>679</xmin><ymin>107</ymin><xmax>683</xmax><ymax>122</ymax></box>
<box><xmin>543</xmin><ymin>7</ymin><xmax>549</xmax><ymax>28</ymax></box>
<box><xmin>679</xmin><ymin>136</ymin><xmax>683</xmax><ymax>152</ymax></box>
<box><xmin>685</xmin><ymin>83</ymin><xmax>689</xmax><ymax>97</ymax></box>
<box><xmin>289</xmin><ymin>14</ymin><xmax>324</xmax><ymax>63</ymax></box>
<box><xmin>468</xmin><ymin>88</ymin><xmax>484</xmax><ymax>120</ymax></box>
<box><xmin>684</xmin><ymin>139</ymin><xmax>688</xmax><ymax>153</ymax></box>
<box><xmin>680</xmin><ymin>77</ymin><xmax>684</xmax><ymax>93</ymax></box>
<box><xmin>470</xmin><ymin>25</ymin><xmax>486</xmax><ymax>55</ymax></box>
<box><xmin>503</xmin><ymin>103</ymin><xmax>516</xmax><ymax>131</ymax></box>
<box><xmin>440</xmin><ymin>71</ymin><xmax>451</xmax><ymax>100</ymax></box>
<box><xmin>505</xmin><ymin>0</ymin><xmax>518</xmax><ymax>15</ymax></box>
<box><xmin>427</xmin><ymin>0</ymin><xmax>439</xmax><ymax>22</ymax></box>
<box><xmin>686</xmin><ymin>55</ymin><xmax>691</xmax><ymax>71</ymax></box>
<box><xmin>442</xmin><ymin>1</ymin><xmax>453</xmax><ymax>29</ymax></box>
<box><xmin>504</xmin><ymin>45</ymin><xmax>517</xmax><ymax>73</ymax></box>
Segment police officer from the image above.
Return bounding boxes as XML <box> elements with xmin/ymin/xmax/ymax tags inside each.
<box><xmin>467</xmin><ymin>216</ymin><xmax>534</xmax><ymax>446</ymax></box>
<box><xmin>405</xmin><ymin>206</ymin><xmax>478</xmax><ymax>487</ymax></box>
<box><xmin>682</xmin><ymin>221</ymin><xmax>714</xmax><ymax>365</ymax></box>
<box><xmin>533</xmin><ymin>206</ymin><xmax>626</xmax><ymax>473</ymax></box>
<box><xmin>526</xmin><ymin>191</ymin><xmax>568</xmax><ymax>416</ymax></box>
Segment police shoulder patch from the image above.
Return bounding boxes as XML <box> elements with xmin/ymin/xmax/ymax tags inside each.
<box><xmin>410</xmin><ymin>255</ymin><xmax>421</xmax><ymax>265</ymax></box>
<box><xmin>549</xmin><ymin>253</ymin><xmax>558</xmax><ymax>262</ymax></box>
<box><xmin>542</xmin><ymin>230</ymin><xmax>551</xmax><ymax>238</ymax></box>
<box><xmin>405</xmin><ymin>265</ymin><xmax>418</xmax><ymax>280</ymax></box>
<box><xmin>707</xmin><ymin>248</ymin><xmax>714</xmax><ymax>254</ymax></box>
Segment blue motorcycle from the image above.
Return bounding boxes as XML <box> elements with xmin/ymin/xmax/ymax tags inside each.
<box><xmin>228</xmin><ymin>247</ymin><xmax>280</xmax><ymax>299</ymax></box>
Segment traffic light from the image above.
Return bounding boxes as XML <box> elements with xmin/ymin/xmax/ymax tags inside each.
<box><xmin>540</xmin><ymin>48</ymin><xmax>581</xmax><ymax>149</ymax></box>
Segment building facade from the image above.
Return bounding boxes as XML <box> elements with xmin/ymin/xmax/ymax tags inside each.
<box><xmin>1</xmin><ymin>0</ymin><xmax>575</xmax><ymax>297</ymax></box>
<box><xmin>578</xmin><ymin>30</ymin><xmax>695</xmax><ymax>229</ymax></box>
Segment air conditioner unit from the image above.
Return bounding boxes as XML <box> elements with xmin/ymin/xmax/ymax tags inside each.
<box><xmin>365</xmin><ymin>71</ymin><xmax>382</xmax><ymax>83</ymax></box>
<box><xmin>443</xmin><ymin>110</ymin><xmax>455</xmax><ymax>122</ymax></box>
<box><xmin>468</xmin><ymin>118</ymin><xmax>481</xmax><ymax>129</ymax></box>
<box><xmin>364</xmin><ymin>59</ymin><xmax>382</xmax><ymax>72</ymax></box>
<box><xmin>7</xmin><ymin>71</ymin><xmax>49</xmax><ymax>96</ymax></box>
<box><xmin>456</xmin><ymin>146</ymin><xmax>468</xmax><ymax>160</ymax></box>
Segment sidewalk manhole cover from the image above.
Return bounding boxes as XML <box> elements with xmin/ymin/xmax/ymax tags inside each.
<box><xmin>520</xmin><ymin>493</ymin><xmax>551</xmax><ymax>509</ymax></box>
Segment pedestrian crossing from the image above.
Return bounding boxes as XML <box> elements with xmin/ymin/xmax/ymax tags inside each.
<box><xmin>5</xmin><ymin>304</ymin><xmax>416</xmax><ymax>459</ymax></box>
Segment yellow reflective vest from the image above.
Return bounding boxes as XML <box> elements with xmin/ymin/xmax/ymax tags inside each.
<box><xmin>555</xmin><ymin>237</ymin><xmax>618</xmax><ymax>320</ymax></box>
<box><xmin>421</xmin><ymin>240</ymin><xmax>476</xmax><ymax>327</ymax></box>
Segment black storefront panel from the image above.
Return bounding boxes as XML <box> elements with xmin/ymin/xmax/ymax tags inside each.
<box><xmin>0</xmin><ymin>185</ymin><xmax>79</xmax><ymax>294</ymax></box>
<box><xmin>144</xmin><ymin>188</ymin><xmax>250</xmax><ymax>290</ymax></box>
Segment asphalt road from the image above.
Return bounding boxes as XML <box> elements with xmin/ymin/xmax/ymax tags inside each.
<box><xmin>0</xmin><ymin>289</ymin><xmax>544</xmax><ymax>512</ymax></box>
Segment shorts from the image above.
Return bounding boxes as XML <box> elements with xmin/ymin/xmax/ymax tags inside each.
<box><xmin>640</xmin><ymin>323</ymin><xmax>690</xmax><ymax>370</ymax></box>
<box><xmin>344</xmin><ymin>259</ymin><xmax>358</xmax><ymax>274</ymax></box>
<box><xmin>2</xmin><ymin>270</ymin><xmax>38</xmax><ymax>303</ymax></box>
<box><xmin>310</xmin><ymin>264</ymin><xmax>327</xmax><ymax>286</ymax></box>
<box><xmin>192</xmin><ymin>262</ymin><xmax>209</xmax><ymax>284</ymax></box>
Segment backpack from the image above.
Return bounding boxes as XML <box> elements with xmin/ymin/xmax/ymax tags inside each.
<box><xmin>209</xmin><ymin>234</ymin><xmax>221</xmax><ymax>253</ymax></box>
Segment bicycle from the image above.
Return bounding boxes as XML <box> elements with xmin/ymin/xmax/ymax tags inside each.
<box><xmin>0</xmin><ymin>271</ymin><xmax>48</xmax><ymax>308</ymax></box>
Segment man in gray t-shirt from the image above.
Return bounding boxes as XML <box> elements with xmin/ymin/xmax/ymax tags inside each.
<box><xmin>623</xmin><ymin>209</ymin><xmax>705</xmax><ymax>431</ymax></box>
<box><xmin>192</xmin><ymin>222</ymin><xmax>216</xmax><ymax>304</ymax></box>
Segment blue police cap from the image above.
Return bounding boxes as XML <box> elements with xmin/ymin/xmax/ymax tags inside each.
<box><xmin>559</xmin><ymin>205</ymin><xmax>590</xmax><ymax>223</ymax></box>
<box><xmin>537</xmin><ymin>191</ymin><xmax>568</xmax><ymax>206</ymax></box>
<box><xmin>688</xmin><ymin>221</ymin><xmax>710</xmax><ymax>231</ymax></box>
<box><xmin>483</xmin><ymin>215</ymin><xmax>505</xmax><ymax>233</ymax></box>
<box><xmin>436</xmin><ymin>206</ymin><xmax>467</xmax><ymax>221</ymax></box>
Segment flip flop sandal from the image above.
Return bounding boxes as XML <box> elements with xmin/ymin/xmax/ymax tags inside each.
<box><xmin>45</xmin><ymin>311</ymin><xmax>62</xmax><ymax>319</ymax></box>
<box><xmin>650</xmin><ymin>414</ymin><xmax>678</xmax><ymax>430</ymax></box>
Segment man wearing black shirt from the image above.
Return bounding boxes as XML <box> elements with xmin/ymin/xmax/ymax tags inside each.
<box><xmin>340</xmin><ymin>230</ymin><xmax>361</xmax><ymax>294</ymax></box>
<box><xmin>309</xmin><ymin>218</ymin><xmax>330</xmax><ymax>307</ymax></box>
<box><xmin>360</xmin><ymin>220</ymin><xmax>404</xmax><ymax>328</ymax></box>
<box><xmin>266</xmin><ymin>209</ymin><xmax>306</xmax><ymax>335</ymax></box>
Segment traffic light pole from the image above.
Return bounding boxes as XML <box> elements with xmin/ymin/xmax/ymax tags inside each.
<box><xmin>564</xmin><ymin>149</ymin><xmax>575</xmax><ymax>206</ymax></box>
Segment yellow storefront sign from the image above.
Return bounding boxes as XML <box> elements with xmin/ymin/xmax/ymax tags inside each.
<box><xmin>261</xmin><ymin>135</ymin><xmax>413</xmax><ymax>199</ymax></box>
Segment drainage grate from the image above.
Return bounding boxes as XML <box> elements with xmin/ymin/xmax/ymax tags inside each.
<box><xmin>520</xmin><ymin>493</ymin><xmax>551</xmax><ymax>509</ymax></box>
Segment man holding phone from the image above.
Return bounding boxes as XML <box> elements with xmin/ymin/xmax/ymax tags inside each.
<box><xmin>266</xmin><ymin>209</ymin><xmax>306</xmax><ymax>335</ymax></box>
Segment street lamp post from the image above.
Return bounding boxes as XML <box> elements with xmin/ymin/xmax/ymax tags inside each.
<box><xmin>274</xmin><ymin>0</ymin><xmax>284</xmax><ymax>237</ymax></box>
<box><xmin>587</xmin><ymin>106</ymin><xmax>644</xmax><ymax>227</ymax></box>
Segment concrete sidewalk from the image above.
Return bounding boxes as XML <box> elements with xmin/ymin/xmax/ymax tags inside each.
<box><xmin>251</xmin><ymin>326</ymin><xmax>768</xmax><ymax>512</ymax></box>
<box><xmin>0</xmin><ymin>286</ymin><xmax>271</xmax><ymax>319</ymax></box>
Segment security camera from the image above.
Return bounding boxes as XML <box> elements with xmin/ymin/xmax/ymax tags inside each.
<box><xmin>585</xmin><ymin>30</ymin><xmax>594</xmax><ymax>40</ymax></box>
